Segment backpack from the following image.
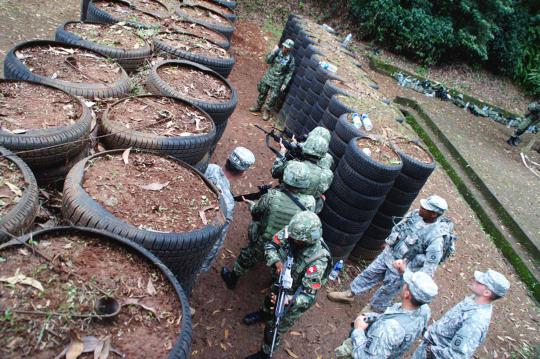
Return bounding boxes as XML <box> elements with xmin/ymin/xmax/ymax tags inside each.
<box><xmin>439</xmin><ymin>217</ymin><xmax>458</xmax><ymax>263</ymax></box>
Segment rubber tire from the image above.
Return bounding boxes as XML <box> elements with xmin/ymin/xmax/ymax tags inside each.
<box><xmin>335</xmin><ymin>113</ymin><xmax>364</xmax><ymax>143</ymax></box>
<box><xmin>349</xmin><ymin>243</ymin><xmax>381</xmax><ymax>262</ymax></box>
<box><xmin>344</xmin><ymin>138</ymin><xmax>403</xmax><ymax>183</ymax></box>
<box><xmin>329</xmin><ymin>132</ymin><xmax>348</xmax><ymax>160</ymax></box>
<box><xmin>393</xmin><ymin>173</ymin><xmax>428</xmax><ymax>193</ymax></box>
<box><xmin>330</xmin><ymin>171</ymin><xmax>386</xmax><ymax>210</ymax></box>
<box><xmin>336</xmin><ymin>160</ymin><xmax>394</xmax><ymax>197</ymax></box>
<box><xmin>0</xmin><ymin>80</ymin><xmax>93</xmax><ymax>169</ymax></box>
<box><xmin>327</xmin><ymin>95</ymin><xmax>355</xmax><ymax>117</ymax></box>
<box><xmin>385</xmin><ymin>186</ymin><xmax>420</xmax><ymax>206</ymax></box>
<box><xmin>370</xmin><ymin>211</ymin><xmax>398</xmax><ymax>230</ymax></box>
<box><xmin>100</xmin><ymin>95</ymin><xmax>216</xmax><ymax>165</ymax></box>
<box><xmin>396</xmin><ymin>144</ymin><xmax>436</xmax><ymax>180</ymax></box>
<box><xmin>324</xmin><ymin>189</ymin><xmax>379</xmax><ymax>222</ymax></box>
<box><xmin>14</xmin><ymin>226</ymin><xmax>193</xmax><ymax>359</ymax></box>
<box><xmin>193</xmin><ymin>152</ymin><xmax>210</xmax><ymax>173</ymax></box>
<box><xmin>320</xmin><ymin>203</ymin><xmax>371</xmax><ymax>235</ymax></box>
<box><xmin>212</xmin><ymin>0</ymin><xmax>236</xmax><ymax>10</ymax></box>
<box><xmin>62</xmin><ymin>149</ymin><xmax>226</xmax><ymax>294</ymax></box>
<box><xmin>171</xmin><ymin>21</ymin><xmax>231</xmax><ymax>50</ymax></box>
<box><xmin>146</xmin><ymin>60</ymin><xmax>237</xmax><ymax>125</ymax></box>
<box><xmin>34</xmin><ymin>142</ymin><xmax>91</xmax><ymax>186</ymax></box>
<box><xmin>378</xmin><ymin>199</ymin><xmax>412</xmax><ymax>218</ymax></box>
<box><xmin>322</xmin><ymin>222</ymin><xmax>361</xmax><ymax>248</ymax></box>
<box><xmin>0</xmin><ymin>147</ymin><xmax>39</xmax><ymax>243</ymax></box>
<box><xmin>4</xmin><ymin>40</ymin><xmax>131</xmax><ymax>98</ymax></box>
<box><xmin>55</xmin><ymin>21</ymin><xmax>152</xmax><ymax>72</ymax></box>
<box><xmin>153</xmin><ymin>34</ymin><xmax>235</xmax><ymax>78</ymax></box>
<box><xmin>320</xmin><ymin>110</ymin><xmax>338</xmax><ymax>130</ymax></box>
<box><xmin>175</xmin><ymin>5</ymin><xmax>234</xmax><ymax>41</ymax></box>
<box><xmin>362</xmin><ymin>223</ymin><xmax>391</xmax><ymax>241</ymax></box>
<box><xmin>325</xmin><ymin>241</ymin><xmax>356</xmax><ymax>262</ymax></box>
<box><xmin>86</xmin><ymin>0</ymin><xmax>161</xmax><ymax>29</ymax></box>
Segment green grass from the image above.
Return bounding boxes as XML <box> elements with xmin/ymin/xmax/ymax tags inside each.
<box><xmin>396</xmin><ymin>100</ymin><xmax>540</xmax><ymax>301</ymax></box>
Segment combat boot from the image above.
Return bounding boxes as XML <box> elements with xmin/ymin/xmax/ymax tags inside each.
<box><xmin>220</xmin><ymin>267</ymin><xmax>239</xmax><ymax>290</ymax></box>
<box><xmin>360</xmin><ymin>303</ymin><xmax>373</xmax><ymax>314</ymax></box>
<box><xmin>245</xmin><ymin>351</ymin><xmax>269</xmax><ymax>359</ymax></box>
<box><xmin>327</xmin><ymin>289</ymin><xmax>355</xmax><ymax>303</ymax></box>
<box><xmin>506</xmin><ymin>135</ymin><xmax>521</xmax><ymax>146</ymax></box>
<box><xmin>243</xmin><ymin>310</ymin><xmax>265</xmax><ymax>325</ymax></box>
<box><xmin>262</xmin><ymin>108</ymin><xmax>270</xmax><ymax>121</ymax></box>
<box><xmin>249</xmin><ymin>104</ymin><xmax>262</xmax><ymax>113</ymax></box>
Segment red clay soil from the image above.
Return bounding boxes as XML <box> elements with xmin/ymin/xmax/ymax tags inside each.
<box><xmin>394</xmin><ymin>139</ymin><xmax>433</xmax><ymax>164</ymax></box>
<box><xmin>106</xmin><ymin>96</ymin><xmax>212</xmax><ymax>136</ymax></box>
<box><xmin>156</xmin><ymin>31</ymin><xmax>231</xmax><ymax>59</ymax></box>
<box><xmin>0</xmin><ymin>157</ymin><xmax>25</xmax><ymax>217</ymax></box>
<box><xmin>65</xmin><ymin>22</ymin><xmax>147</xmax><ymax>49</ymax></box>
<box><xmin>16</xmin><ymin>45</ymin><xmax>123</xmax><ymax>84</ymax></box>
<box><xmin>178</xmin><ymin>5</ymin><xmax>232</xmax><ymax>26</ymax></box>
<box><xmin>0</xmin><ymin>81</ymin><xmax>82</xmax><ymax>130</ymax></box>
<box><xmin>129</xmin><ymin>0</ymin><xmax>169</xmax><ymax>17</ymax></box>
<box><xmin>163</xmin><ymin>18</ymin><xmax>229</xmax><ymax>46</ymax></box>
<box><xmin>356</xmin><ymin>137</ymin><xmax>401</xmax><ymax>165</ymax></box>
<box><xmin>189</xmin><ymin>0</ymin><xmax>234</xmax><ymax>16</ymax></box>
<box><xmin>188</xmin><ymin>21</ymin><xmax>540</xmax><ymax>359</ymax></box>
<box><xmin>93</xmin><ymin>0</ymin><xmax>160</xmax><ymax>26</ymax></box>
<box><xmin>82</xmin><ymin>152</ymin><xmax>222</xmax><ymax>232</ymax></box>
<box><xmin>0</xmin><ymin>233</ymin><xmax>182</xmax><ymax>358</ymax></box>
<box><xmin>157</xmin><ymin>63</ymin><xmax>232</xmax><ymax>102</ymax></box>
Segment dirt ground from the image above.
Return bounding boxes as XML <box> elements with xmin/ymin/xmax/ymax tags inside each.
<box><xmin>190</xmin><ymin>21</ymin><xmax>540</xmax><ymax>359</ymax></box>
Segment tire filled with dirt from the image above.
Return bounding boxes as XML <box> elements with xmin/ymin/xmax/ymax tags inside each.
<box><xmin>187</xmin><ymin>0</ymin><xmax>236</xmax><ymax>22</ymax></box>
<box><xmin>154</xmin><ymin>31</ymin><xmax>235</xmax><ymax>78</ymax></box>
<box><xmin>62</xmin><ymin>149</ymin><xmax>225</xmax><ymax>293</ymax></box>
<box><xmin>163</xmin><ymin>18</ymin><xmax>230</xmax><ymax>49</ymax></box>
<box><xmin>146</xmin><ymin>60</ymin><xmax>237</xmax><ymax>147</ymax></box>
<box><xmin>100</xmin><ymin>95</ymin><xmax>216</xmax><ymax>164</ymax></box>
<box><xmin>127</xmin><ymin>0</ymin><xmax>170</xmax><ymax>18</ymax></box>
<box><xmin>0</xmin><ymin>147</ymin><xmax>39</xmax><ymax>243</ymax></box>
<box><xmin>55</xmin><ymin>21</ymin><xmax>152</xmax><ymax>72</ymax></box>
<box><xmin>86</xmin><ymin>0</ymin><xmax>162</xmax><ymax>29</ymax></box>
<box><xmin>175</xmin><ymin>4</ymin><xmax>234</xmax><ymax>40</ymax></box>
<box><xmin>0</xmin><ymin>80</ymin><xmax>93</xmax><ymax>173</ymax></box>
<box><xmin>3</xmin><ymin>40</ymin><xmax>130</xmax><ymax>98</ymax></box>
<box><xmin>0</xmin><ymin>226</ymin><xmax>192</xmax><ymax>358</ymax></box>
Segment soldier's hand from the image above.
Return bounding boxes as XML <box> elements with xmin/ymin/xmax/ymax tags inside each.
<box><xmin>279</xmin><ymin>139</ymin><xmax>287</xmax><ymax>154</ymax></box>
<box><xmin>393</xmin><ymin>259</ymin><xmax>407</xmax><ymax>273</ymax></box>
<box><xmin>354</xmin><ymin>315</ymin><xmax>369</xmax><ymax>330</ymax></box>
<box><xmin>241</xmin><ymin>196</ymin><xmax>255</xmax><ymax>206</ymax></box>
<box><xmin>273</xmin><ymin>45</ymin><xmax>279</xmax><ymax>53</ymax></box>
<box><xmin>280</xmin><ymin>84</ymin><xmax>286</xmax><ymax>92</ymax></box>
<box><xmin>275</xmin><ymin>261</ymin><xmax>284</xmax><ymax>274</ymax></box>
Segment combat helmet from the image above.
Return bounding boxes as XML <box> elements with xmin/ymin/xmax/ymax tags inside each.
<box><xmin>288</xmin><ymin>211</ymin><xmax>322</xmax><ymax>244</ymax></box>
<box><xmin>302</xmin><ymin>135</ymin><xmax>329</xmax><ymax>159</ymax></box>
<box><xmin>308</xmin><ymin>126</ymin><xmax>331</xmax><ymax>143</ymax></box>
<box><xmin>283</xmin><ymin>161</ymin><xmax>310</xmax><ymax>189</ymax></box>
<box><xmin>282</xmin><ymin>39</ymin><xmax>295</xmax><ymax>49</ymax></box>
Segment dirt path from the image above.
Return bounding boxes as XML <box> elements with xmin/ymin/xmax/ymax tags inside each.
<box><xmin>190</xmin><ymin>21</ymin><xmax>540</xmax><ymax>359</ymax></box>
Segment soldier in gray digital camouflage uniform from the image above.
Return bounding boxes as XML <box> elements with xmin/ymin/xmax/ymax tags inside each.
<box><xmin>507</xmin><ymin>101</ymin><xmax>540</xmax><ymax>147</ymax></box>
<box><xmin>220</xmin><ymin>161</ymin><xmax>316</xmax><ymax>289</ymax></box>
<box><xmin>413</xmin><ymin>269</ymin><xmax>509</xmax><ymax>359</ymax></box>
<box><xmin>328</xmin><ymin>195</ymin><xmax>452</xmax><ymax>313</ymax></box>
<box><xmin>250</xmin><ymin>39</ymin><xmax>296</xmax><ymax>121</ymax></box>
<box><xmin>335</xmin><ymin>271</ymin><xmax>438</xmax><ymax>358</ymax></box>
<box><xmin>200</xmin><ymin>147</ymin><xmax>256</xmax><ymax>272</ymax></box>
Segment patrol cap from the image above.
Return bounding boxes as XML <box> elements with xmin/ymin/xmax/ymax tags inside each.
<box><xmin>420</xmin><ymin>195</ymin><xmax>448</xmax><ymax>215</ymax></box>
<box><xmin>228</xmin><ymin>147</ymin><xmax>255</xmax><ymax>172</ymax></box>
<box><xmin>474</xmin><ymin>269</ymin><xmax>510</xmax><ymax>297</ymax></box>
<box><xmin>403</xmin><ymin>271</ymin><xmax>438</xmax><ymax>304</ymax></box>
<box><xmin>282</xmin><ymin>39</ymin><xmax>294</xmax><ymax>49</ymax></box>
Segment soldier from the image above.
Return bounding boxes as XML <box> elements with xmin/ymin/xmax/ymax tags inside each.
<box><xmin>305</xmin><ymin>126</ymin><xmax>334</xmax><ymax>169</ymax></box>
<box><xmin>327</xmin><ymin>195</ymin><xmax>451</xmax><ymax>313</ymax></box>
<box><xmin>200</xmin><ymin>147</ymin><xmax>255</xmax><ymax>272</ymax></box>
<box><xmin>220</xmin><ymin>161</ymin><xmax>316</xmax><ymax>289</ymax></box>
<box><xmin>335</xmin><ymin>271</ymin><xmax>438</xmax><ymax>358</ymax></box>
<box><xmin>250</xmin><ymin>39</ymin><xmax>296</xmax><ymax>121</ymax></box>
<box><xmin>413</xmin><ymin>269</ymin><xmax>510</xmax><ymax>359</ymax></box>
<box><xmin>507</xmin><ymin>101</ymin><xmax>540</xmax><ymax>147</ymax></box>
<box><xmin>272</xmin><ymin>135</ymin><xmax>334</xmax><ymax>213</ymax></box>
<box><xmin>244</xmin><ymin>211</ymin><xmax>331</xmax><ymax>359</ymax></box>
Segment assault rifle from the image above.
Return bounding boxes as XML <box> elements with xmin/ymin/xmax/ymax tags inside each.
<box><xmin>254</xmin><ymin>124</ymin><xmax>305</xmax><ymax>160</ymax></box>
<box><xmin>233</xmin><ymin>184</ymin><xmax>274</xmax><ymax>202</ymax></box>
<box><xmin>270</xmin><ymin>238</ymin><xmax>295</xmax><ymax>357</ymax></box>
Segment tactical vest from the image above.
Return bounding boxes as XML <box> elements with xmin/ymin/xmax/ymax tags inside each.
<box><xmin>260</xmin><ymin>191</ymin><xmax>314</xmax><ymax>240</ymax></box>
<box><xmin>302</xmin><ymin>160</ymin><xmax>332</xmax><ymax>198</ymax></box>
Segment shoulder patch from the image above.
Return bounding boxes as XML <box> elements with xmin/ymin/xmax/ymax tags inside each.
<box><xmin>306</xmin><ymin>265</ymin><xmax>318</xmax><ymax>274</ymax></box>
<box><xmin>311</xmin><ymin>283</ymin><xmax>321</xmax><ymax>289</ymax></box>
<box><xmin>273</xmin><ymin>234</ymin><xmax>281</xmax><ymax>245</ymax></box>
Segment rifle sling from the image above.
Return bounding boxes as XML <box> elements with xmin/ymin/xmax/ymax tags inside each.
<box><xmin>283</xmin><ymin>191</ymin><xmax>307</xmax><ymax>211</ymax></box>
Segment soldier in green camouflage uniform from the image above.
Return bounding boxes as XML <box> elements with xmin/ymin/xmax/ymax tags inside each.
<box><xmin>220</xmin><ymin>161</ymin><xmax>316</xmax><ymax>289</ymax></box>
<box><xmin>272</xmin><ymin>135</ymin><xmax>334</xmax><ymax>213</ymax></box>
<box><xmin>244</xmin><ymin>211</ymin><xmax>331</xmax><ymax>359</ymax></box>
<box><xmin>306</xmin><ymin>127</ymin><xmax>334</xmax><ymax>169</ymax></box>
<box><xmin>250</xmin><ymin>39</ymin><xmax>296</xmax><ymax>121</ymax></box>
<box><xmin>507</xmin><ymin>101</ymin><xmax>540</xmax><ymax>147</ymax></box>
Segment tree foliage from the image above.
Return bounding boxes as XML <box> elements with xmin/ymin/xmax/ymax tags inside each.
<box><xmin>348</xmin><ymin>0</ymin><xmax>540</xmax><ymax>94</ymax></box>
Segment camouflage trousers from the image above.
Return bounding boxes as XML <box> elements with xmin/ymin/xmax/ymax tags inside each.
<box><xmin>515</xmin><ymin>114</ymin><xmax>540</xmax><ymax>137</ymax></box>
<box><xmin>334</xmin><ymin>337</ymin><xmax>353</xmax><ymax>358</ymax></box>
<box><xmin>260</xmin><ymin>287</ymin><xmax>315</xmax><ymax>355</ymax></box>
<box><xmin>232</xmin><ymin>221</ymin><xmax>264</xmax><ymax>276</ymax></box>
<box><xmin>256</xmin><ymin>80</ymin><xmax>281</xmax><ymax>111</ymax></box>
<box><xmin>350</xmin><ymin>253</ymin><xmax>404</xmax><ymax>312</ymax></box>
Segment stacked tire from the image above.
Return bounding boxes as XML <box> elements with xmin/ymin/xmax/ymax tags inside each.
<box><xmin>350</xmin><ymin>141</ymin><xmax>435</xmax><ymax>261</ymax></box>
<box><xmin>328</xmin><ymin>113</ymin><xmax>364</xmax><ymax>168</ymax></box>
<box><xmin>321</xmin><ymin>137</ymin><xmax>402</xmax><ymax>260</ymax></box>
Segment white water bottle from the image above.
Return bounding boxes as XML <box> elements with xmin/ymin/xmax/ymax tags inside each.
<box><xmin>342</xmin><ymin>33</ymin><xmax>353</xmax><ymax>47</ymax></box>
<box><xmin>352</xmin><ymin>113</ymin><xmax>362</xmax><ymax>129</ymax></box>
<box><xmin>361</xmin><ymin>113</ymin><xmax>373</xmax><ymax>131</ymax></box>
<box><xmin>328</xmin><ymin>260</ymin><xmax>344</xmax><ymax>281</ymax></box>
